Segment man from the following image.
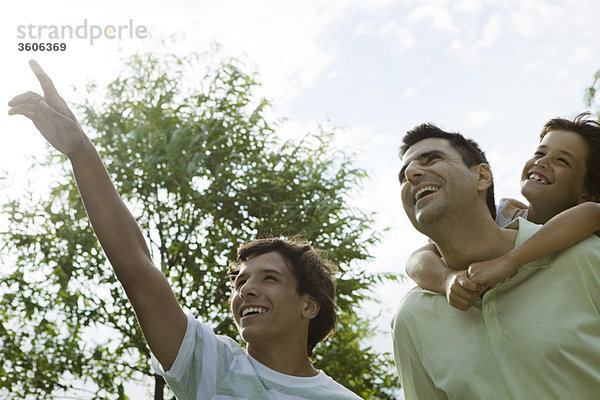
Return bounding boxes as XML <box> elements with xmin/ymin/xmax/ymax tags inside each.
<box><xmin>392</xmin><ymin>123</ymin><xmax>600</xmax><ymax>399</ymax></box>
<box><xmin>404</xmin><ymin>113</ymin><xmax>600</xmax><ymax>310</ymax></box>
<box><xmin>9</xmin><ymin>60</ymin><xmax>361</xmax><ymax>399</ymax></box>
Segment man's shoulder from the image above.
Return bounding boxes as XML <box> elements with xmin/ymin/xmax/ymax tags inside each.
<box><xmin>395</xmin><ymin>286</ymin><xmax>436</xmax><ymax>308</ymax></box>
<box><xmin>500</xmin><ymin>218</ymin><xmax>600</xmax><ymax>297</ymax></box>
<box><xmin>391</xmin><ymin>287</ymin><xmax>442</xmax><ymax>327</ymax></box>
<box><xmin>510</xmin><ymin>217</ymin><xmax>600</xmax><ymax>255</ymax></box>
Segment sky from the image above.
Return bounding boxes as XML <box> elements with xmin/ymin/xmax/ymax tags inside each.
<box><xmin>2</xmin><ymin>0</ymin><xmax>600</xmax><ymax>397</ymax></box>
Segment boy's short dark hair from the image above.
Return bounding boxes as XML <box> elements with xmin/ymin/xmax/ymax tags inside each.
<box><xmin>228</xmin><ymin>238</ymin><xmax>337</xmax><ymax>357</ymax></box>
<box><xmin>399</xmin><ymin>123</ymin><xmax>497</xmax><ymax>220</ymax></box>
<box><xmin>541</xmin><ymin>112</ymin><xmax>600</xmax><ymax>201</ymax></box>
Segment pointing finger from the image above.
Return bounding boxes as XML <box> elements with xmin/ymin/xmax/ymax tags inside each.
<box><xmin>29</xmin><ymin>59</ymin><xmax>58</xmax><ymax>97</ymax></box>
<box><xmin>8</xmin><ymin>91</ymin><xmax>43</xmax><ymax>107</ymax></box>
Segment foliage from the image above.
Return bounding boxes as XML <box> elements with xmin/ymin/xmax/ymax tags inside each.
<box><xmin>584</xmin><ymin>69</ymin><xmax>600</xmax><ymax>118</ymax></box>
<box><xmin>0</xmin><ymin>51</ymin><xmax>400</xmax><ymax>399</ymax></box>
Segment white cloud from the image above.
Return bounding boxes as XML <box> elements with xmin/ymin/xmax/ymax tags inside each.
<box><xmin>477</xmin><ymin>14</ymin><xmax>503</xmax><ymax>49</ymax></box>
<box><xmin>453</xmin><ymin>0</ymin><xmax>484</xmax><ymax>15</ymax></box>
<box><xmin>276</xmin><ymin>119</ymin><xmax>323</xmax><ymax>143</ymax></box>
<box><xmin>402</xmin><ymin>87</ymin><xmax>417</xmax><ymax>99</ymax></box>
<box><xmin>467</xmin><ymin>109</ymin><xmax>493</xmax><ymax>126</ymax></box>
<box><xmin>355</xmin><ymin>20</ymin><xmax>374</xmax><ymax>36</ymax></box>
<box><xmin>566</xmin><ymin>44</ymin><xmax>596</xmax><ymax>66</ymax></box>
<box><xmin>554</xmin><ymin>69</ymin><xmax>570</xmax><ymax>81</ymax></box>
<box><xmin>378</xmin><ymin>21</ymin><xmax>416</xmax><ymax>50</ymax></box>
<box><xmin>522</xmin><ymin>59</ymin><xmax>545</xmax><ymax>71</ymax></box>
<box><xmin>507</xmin><ymin>0</ymin><xmax>563</xmax><ymax>37</ymax></box>
<box><xmin>179</xmin><ymin>1</ymin><xmax>342</xmax><ymax>104</ymax></box>
<box><xmin>407</xmin><ymin>0</ymin><xmax>459</xmax><ymax>34</ymax></box>
<box><xmin>353</xmin><ymin>19</ymin><xmax>417</xmax><ymax>51</ymax></box>
<box><xmin>448</xmin><ymin>39</ymin><xmax>465</xmax><ymax>52</ymax></box>
<box><xmin>446</xmin><ymin>14</ymin><xmax>502</xmax><ymax>64</ymax></box>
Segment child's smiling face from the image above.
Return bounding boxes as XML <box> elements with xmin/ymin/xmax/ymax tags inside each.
<box><xmin>521</xmin><ymin>129</ymin><xmax>590</xmax><ymax>223</ymax></box>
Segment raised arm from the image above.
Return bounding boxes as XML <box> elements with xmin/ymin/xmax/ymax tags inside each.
<box><xmin>8</xmin><ymin>60</ymin><xmax>187</xmax><ymax>370</ymax></box>
<box><xmin>406</xmin><ymin>243</ymin><xmax>480</xmax><ymax>311</ymax></box>
<box><xmin>468</xmin><ymin>201</ymin><xmax>600</xmax><ymax>288</ymax></box>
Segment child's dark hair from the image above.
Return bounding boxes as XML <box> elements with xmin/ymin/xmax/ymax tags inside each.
<box><xmin>541</xmin><ymin>112</ymin><xmax>600</xmax><ymax>201</ymax></box>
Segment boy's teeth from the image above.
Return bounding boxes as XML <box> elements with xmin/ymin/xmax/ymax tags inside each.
<box><xmin>528</xmin><ymin>173</ymin><xmax>548</xmax><ymax>184</ymax></box>
<box><xmin>242</xmin><ymin>307</ymin><xmax>266</xmax><ymax>317</ymax></box>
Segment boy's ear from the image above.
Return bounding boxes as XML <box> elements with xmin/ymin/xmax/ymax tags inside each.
<box><xmin>302</xmin><ymin>296</ymin><xmax>320</xmax><ymax>320</ymax></box>
<box><xmin>475</xmin><ymin>163</ymin><xmax>493</xmax><ymax>191</ymax></box>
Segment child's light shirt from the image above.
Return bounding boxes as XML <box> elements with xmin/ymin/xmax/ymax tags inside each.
<box><xmin>496</xmin><ymin>198</ymin><xmax>528</xmax><ymax>227</ymax></box>
<box><xmin>152</xmin><ymin>314</ymin><xmax>362</xmax><ymax>400</ymax></box>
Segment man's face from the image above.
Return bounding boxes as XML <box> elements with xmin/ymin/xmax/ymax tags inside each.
<box><xmin>521</xmin><ymin>129</ymin><xmax>589</xmax><ymax>218</ymax></box>
<box><xmin>230</xmin><ymin>251</ymin><xmax>314</xmax><ymax>349</ymax></box>
<box><xmin>399</xmin><ymin>138</ymin><xmax>480</xmax><ymax>230</ymax></box>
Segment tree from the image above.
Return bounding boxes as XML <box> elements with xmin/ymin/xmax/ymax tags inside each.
<box><xmin>0</xmin><ymin>51</ymin><xmax>400</xmax><ymax>399</ymax></box>
<box><xmin>585</xmin><ymin>68</ymin><xmax>600</xmax><ymax>118</ymax></box>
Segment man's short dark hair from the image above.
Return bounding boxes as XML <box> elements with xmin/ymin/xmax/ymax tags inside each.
<box><xmin>541</xmin><ymin>112</ymin><xmax>600</xmax><ymax>201</ymax></box>
<box><xmin>228</xmin><ymin>238</ymin><xmax>337</xmax><ymax>357</ymax></box>
<box><xmin>399</xmin><ymin>123</ymin><xmax>496</xmax><ymax>220</ymax></box>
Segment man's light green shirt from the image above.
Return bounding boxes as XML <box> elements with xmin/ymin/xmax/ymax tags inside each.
<box><xmin>392</xmin><ymin>218</ymin><xmax>600</xmax><ymax>399</ymax></box>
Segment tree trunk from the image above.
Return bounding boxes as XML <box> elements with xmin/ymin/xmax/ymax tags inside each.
<box><xmin>154</xmin><ymin>374</ymin><xmax>165</xmax><ymax>400</ymax></box>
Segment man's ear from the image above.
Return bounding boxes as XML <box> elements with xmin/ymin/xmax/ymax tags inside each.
<box><xmin>475</xmin><ymin>163</ymin><xmax>493</xmax><ymax>191</ymax></box>
<box><xmin>302</xmin><ymin>296</ymin><xmax>320</xmax><ymax>320</ymax></box>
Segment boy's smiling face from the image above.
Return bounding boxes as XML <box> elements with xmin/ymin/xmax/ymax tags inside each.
<box><xmin>230</xmin><ymin>251</ymin><xmax>317</xmax><ymax>352</ymax></box>
<box><xmin>521</xmin><ymin>129</ymin><xmax>590</xmax><ymax>222</ymax></box>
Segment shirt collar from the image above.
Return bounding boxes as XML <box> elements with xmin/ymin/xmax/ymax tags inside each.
<box><xmin>505</xmin><ymin>217</ymin><xmax>552</xmax><ymax>269</ymax></box>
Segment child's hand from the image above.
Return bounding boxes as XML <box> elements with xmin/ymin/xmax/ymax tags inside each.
<box><xmin>443</xmin><ymin>270</ymin><xmax>481</xmax><ymax>311</ymax></box>
<box><xmin>467</xmin><ymin>254</ymin><xmax>519</xmax><ymax>290</ymax></box>
<box><xmin>8</xmin><ymin>60</ymin><xmax>89</xmax><ymax>157</ymax></box>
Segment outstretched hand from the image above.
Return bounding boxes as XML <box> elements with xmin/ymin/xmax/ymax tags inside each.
<box><xmin>8</xmin><ymin>60</ymin><xmax>89</xmax><ymax>157</ymax></box>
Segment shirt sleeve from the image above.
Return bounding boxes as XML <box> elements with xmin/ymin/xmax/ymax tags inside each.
<box><xmin>395</xmin><ymin>349</ymin><xmax>449</xmax><ymax>400</ymax></box>
<box><xmin>152</xmin><ymin>314</ymin><xmax>196</xmax><ymax>380</ymax></box>
<box><xmin>151</xmin><ymin>313</ymin><xmax>219</xmax><ymax>399</ymax></box>
<box><xmin>392</xmin><ymin>301</ymin><xmax>449</xmax><ymax>400</ymax></box>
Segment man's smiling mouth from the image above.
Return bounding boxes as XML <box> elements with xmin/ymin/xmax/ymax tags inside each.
<box><xmin>414</xmin><ymin>185</ymin><xmax>440</xmax><ymax>203</ymax></box>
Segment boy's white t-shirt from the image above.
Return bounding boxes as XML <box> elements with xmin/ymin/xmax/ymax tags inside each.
<box><xmin>152</xmin><ymin>314</ymin><xmax>362</xmax><ymax>400</ymax></box>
